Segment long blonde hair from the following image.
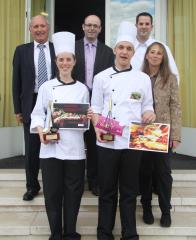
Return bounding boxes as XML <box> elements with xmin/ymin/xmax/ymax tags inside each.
<box><xmin>142</xmin><ymin>42</ymin><xmax>172</xmax><ymax>87</ymax></box>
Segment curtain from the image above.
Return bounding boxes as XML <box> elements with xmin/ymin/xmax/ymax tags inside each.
<box><xmin>167</xmin><ymin>0</ymin><xmax>196</xmax><ymax>127</ymax></box>
<box><xmin>0</xmin><ymin>0</ymin><xmax>25</xmax><ymax>127</ymax></box>
<box><xmin>31</xmin><ymin>0</ymin><xmax>45</xmax><ymax>17</ymax></box>
<box><xmin>0</xmin><ymin>0</ymin><xmax>46</xmax><ymax>127</ymax></box>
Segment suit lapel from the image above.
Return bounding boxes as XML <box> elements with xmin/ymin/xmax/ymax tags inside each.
<box><xmin>27</xmin><ymin>43</ymin><xmax>35</xmax><ymax>78</ymax></box>
<box><xmin>49</xmin><ymin>42</ymin><xmax>56</xmax><ymax>78</ymax></box>
<box><xmin>94</xmin><ymin>41</ymin><xmax>101</xmax><ymax>74</ymax></box>
<box><xmin>79</xmin><ymin>40</ymin><xmax>86</xmax><ymax>73</ymax></box>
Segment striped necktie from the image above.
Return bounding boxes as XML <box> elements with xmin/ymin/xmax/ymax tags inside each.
<box><xmin>38</xmin><ymin>44</ymin><xmax>48</xmax><ymax>88</ymax></box>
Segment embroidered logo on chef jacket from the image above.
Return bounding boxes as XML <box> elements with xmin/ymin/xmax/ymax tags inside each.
<box><xmin>130</xmin><ymin>92</ymin><xmax>141</xmax><ymax>100</ymax></box>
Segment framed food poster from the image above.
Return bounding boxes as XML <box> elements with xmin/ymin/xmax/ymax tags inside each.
<box><xmin>128</xmin><ymin>122</ymin><xmax>170</xmax><ymax>153</ymax></box>
<box><xmin>52</xmin><ymin>103</ymin><xmax>90</xmax><ymax>130</ymax></box>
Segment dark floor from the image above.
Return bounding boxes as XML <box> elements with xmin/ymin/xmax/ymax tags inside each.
<box><xmin>0</xmin><ymin>153</ymin><xmax>196</xmax><ymax>169</ymax></box>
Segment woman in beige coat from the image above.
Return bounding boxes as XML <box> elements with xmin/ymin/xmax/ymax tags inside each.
<box><xmin>140</xmin><ymin>42</ymin><xmax>181</xmax><ymax>228</ymax></box>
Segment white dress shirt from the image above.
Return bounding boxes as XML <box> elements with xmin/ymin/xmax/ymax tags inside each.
<box><xmin>31</xmin><ymin>78</ymin><xmax>89</xmax><ymax>160</ymax></box>
<box><xmin>91</xmin><ymin>67</ymin><xmax>154</xmax><ymax>150</ymax></box>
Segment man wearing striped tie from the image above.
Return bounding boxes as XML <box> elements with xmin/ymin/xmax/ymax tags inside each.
<box><xmin>12</xmin><ymin>15</ymin><xmax>56</xmax><ymax>201</ymax></box>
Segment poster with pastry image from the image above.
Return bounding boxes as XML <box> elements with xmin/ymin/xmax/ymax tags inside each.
<box><xmin>128</xmin><ymin>122</ymin><xmax>170</xmax><ymax>153</ymax></box>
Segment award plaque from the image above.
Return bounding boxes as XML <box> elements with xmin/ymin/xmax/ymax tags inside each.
<box><xmin>101</xmin><ymin>132</ymin><xmax>115</xmax><ymax>141</ymax></box>
<box><xmin>43</xmin><ymin>101</ymin><xmax>60</xmax><ymax>141</ymax></box>
<box><xmin>43</xmin><ymin>128</ymin><xmax>60</xmax><ymax>141</ymax></box>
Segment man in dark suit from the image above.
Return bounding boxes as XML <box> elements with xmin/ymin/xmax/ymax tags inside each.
<box><xmin>73</xmin><ymin>15</ymin><xmax>114</xmax><ymax>196</ymax></box>
<box><xmin>12</xmin><ymin>15</ymin><xmax>56</xmax><ymax>201</ymax></box>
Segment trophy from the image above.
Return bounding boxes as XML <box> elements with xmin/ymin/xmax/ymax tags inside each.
<box><xmin>100</xmin><ymin>99</ymin><xmax>115</xmax><ymax>142</ymax></box>
<box><xmin>43</xmin><ymin>101</ymin><xmax>60</xmax><ymax>141</ymax></box>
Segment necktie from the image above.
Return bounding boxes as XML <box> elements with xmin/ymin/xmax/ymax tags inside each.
<box><xmin>86</xmin><ymin>43</ymin><xmax>94</xmax><ymax>89</ymax></box>
<box><xmin>38</xmin><ymin>44</ymin><xmax>48</xmax><ymax>88</ymax></box>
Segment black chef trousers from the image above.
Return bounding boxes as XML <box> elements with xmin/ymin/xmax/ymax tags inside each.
<box><xmin>41</xmin><ymin>158</ymin><xmax>85</xmax><ymax>240</ymax></box>
<box><xmin>97</xmin><ymin>146</ymin><xmax>141</xmax><ymax>240</ymax></box>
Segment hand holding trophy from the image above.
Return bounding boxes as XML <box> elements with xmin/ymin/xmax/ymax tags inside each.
<box><xmin>100</xmin><ymin>110</ymin><xmax>115</xmax><ymax>141</ymax></box>
<box><xmin>95</xmin><ymin>98</ymin><xmax>125</xmax><ymax>142</ymax></box>
<box><xmin>96</xmin><ymin>99</ymin><xmax>115</xmax><ymax>141</ymax></box>
<box><xmin>43</xmin><ymin>101</ymin><xmax>60</xmax><ymax>141</ymax></box>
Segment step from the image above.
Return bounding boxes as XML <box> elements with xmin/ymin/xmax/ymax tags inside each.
<box><xmin>0</xmin><ymin>211</ymin><xmax>196</xmax><ymax>238</ymax></box>
<box><xmin>0</xmin><ymin>237</ymin><xmax>193</xmax><ymax>240</ymax></box>
<box><xmin>172</xmin><ymin>170</ymin><xmax>196</xmax><ymax>187</ymax></box>
<box><xmin>0</xmin><ymin>186</ymin><xmax>196</xmax><ymax>206</ymax></box>
<box><xmin>0</xmin><ymin>186</ymin><xmax>196</xmax><ymax>213</ymax></box>
<box><xmin>1</xmin><ymin>169</ymin><xmax>196</xmax><ymax>181</ymax></box>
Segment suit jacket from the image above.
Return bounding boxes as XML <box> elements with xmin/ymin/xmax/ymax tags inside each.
<box><xmin>12</xmin><ymin>41</ymin><xmax>56</xmax><ymax>123</ymax></box>
<box><xmin>73</xmin><ymin>38</ymin><xmax>114</xmax><ymax>83</ymax></box>
<box><xmin>153</xmin><ymin>73</ymin><xmax>181</xmax><ymax>141</ymax></box>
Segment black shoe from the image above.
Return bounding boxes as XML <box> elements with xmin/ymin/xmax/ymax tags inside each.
<box><xmin>23</xmin><ymin>190</ymin><xmax>39</xmax><ymax>201</ymax></box>
<box><xmin>160</xmin><ymin>213</ymin><xmax>171</xmax><ymax>227</ymax></box>
<box><xmin>143</xmin><ymin>209</ymin><xmax>154</xmax><ymax>224</ymax></box>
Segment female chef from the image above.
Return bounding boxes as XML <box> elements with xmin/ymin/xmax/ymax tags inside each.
<box><xmin>30</xmin><ymin>32</ymin><xmax>91</xmax><ymax>240</ymax></box>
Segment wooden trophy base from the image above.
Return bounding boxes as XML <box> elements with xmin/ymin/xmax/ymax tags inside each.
<box><xmin>43</xmin><ymin>132</ymin><xmax>60</xmax><ymax>141</ymax></box>
<box><xmin>101</xmin><ymin>133</ymin><xmax>115</xmax><ymax>141</ymax></box>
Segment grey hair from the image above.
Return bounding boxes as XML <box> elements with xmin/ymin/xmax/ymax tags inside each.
<box><xmin>29</xmin><ymin>15</ymin><xmax>49</xmax><ymax>28</ymax></box>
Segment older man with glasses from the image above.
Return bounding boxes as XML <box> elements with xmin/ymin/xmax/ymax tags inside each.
<box><xmin>73</xmin><ymin>15</ymin><xmax>114</xmax><ymax>196</ymax></box>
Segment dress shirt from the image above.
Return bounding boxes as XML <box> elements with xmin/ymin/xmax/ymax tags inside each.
<box><xmin>34</xmin><ymin>40</ymin><xmax>52</xmax><ymax>93</ymax></box>
<box><xmin>131</xmin><ymin>37</ymin><xmax>180</xmax><ymax>83</ymax></box>
<box><xmin>91</xmin><ymin>67</ymin><xmax>154</xmax><ymax>150</ymax></box>
<box><xmin>84</xmin><ymin>38</ymin><xmax>97</xmax><ymax>89</ymax></box>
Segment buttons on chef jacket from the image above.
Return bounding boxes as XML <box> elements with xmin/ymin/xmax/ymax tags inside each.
<box><xmin>113</xmin><ymin>103</ymin><xmax>116</xmax><ymax>106</ymax></box>
<box><xmin>112</xmin><ymin>89</ymin><xmax>115</xmax><ymax>92</ymax></box>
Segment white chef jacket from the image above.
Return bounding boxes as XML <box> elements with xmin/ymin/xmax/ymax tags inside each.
<box><xmin>131</xmin><ymin>37</ymin><xmax>180</xmax><ymax>83</ymax></box>
<box><xmin>31</xmin><ymin>78</ymin><xmax>89</xmax><ymax>160</ymax></box>
<box><xmin>91</xmin><ymin>66</ymin><xmax>154</xmax><ymax>150</ymax></box>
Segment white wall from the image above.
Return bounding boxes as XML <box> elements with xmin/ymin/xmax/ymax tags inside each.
<box><xmin>0</xmin><ymin>127</ymin><xmax>23</xmax><ymax>159</ymax></box>
<box><xmin>176</xmin><ymin>127</ymin><xmax>196</xmax><ymax>157</ymax></box>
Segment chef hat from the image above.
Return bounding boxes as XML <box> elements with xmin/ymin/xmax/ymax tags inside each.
<box><xmin>115</xmin><ymin>21</ymin><xmax>136</xmax><ymax>46</ymax></box>
<box><xmin>52</xmin><ymin>31</ymin><xmax>75</xmax><ymax>56</ymax></box>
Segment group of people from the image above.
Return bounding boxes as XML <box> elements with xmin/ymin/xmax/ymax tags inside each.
<box><xmin>12</xmin><ymin>11</ymin><xmax>181</xmax><ymax>240</ymax></box>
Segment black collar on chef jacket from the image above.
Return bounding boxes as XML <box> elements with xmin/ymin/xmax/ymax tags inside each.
<box><xmin>53</xmin><ymin>77</ymin><xmax>77</xmax><ymax>88</ymax></box>
<box><xmin>110</xmin><ymin>65</ymin><xmax>132</xmax><ymax>78</ymax></box>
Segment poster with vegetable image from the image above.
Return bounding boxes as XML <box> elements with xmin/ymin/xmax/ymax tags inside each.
<box><xmin>52</xmin><ymin>103</ymin><xmax>90</xmax><ymax>130</ymax></box>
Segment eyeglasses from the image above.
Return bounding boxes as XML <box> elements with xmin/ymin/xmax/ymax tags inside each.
<box><xmin>84</xmin><ymin>23</ymin><xmax>100</xmax><ymax>29</ymax></box>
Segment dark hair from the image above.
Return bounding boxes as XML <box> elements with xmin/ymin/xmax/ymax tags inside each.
<box><xmin>142</xmin><ymin>42</ymin><xmax>172</xmax><ymax>87</ymax></box>
<box><xmin>136</xmin><ymin>12</ymin><xmax>153</xmax><ymax>24</ymax></box>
